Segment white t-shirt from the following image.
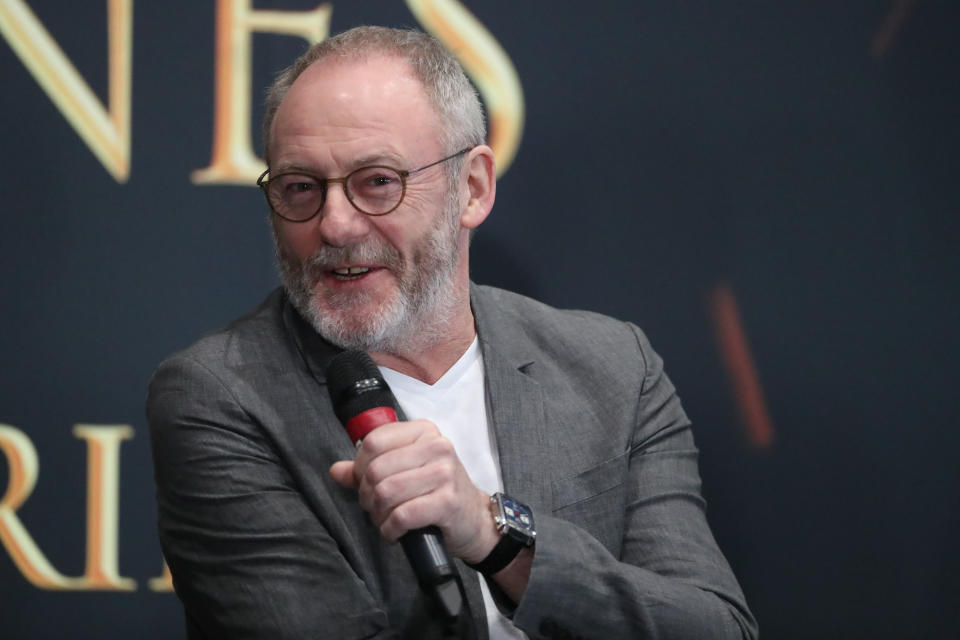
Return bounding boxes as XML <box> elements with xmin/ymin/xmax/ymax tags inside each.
<box><xmin>379</xmin><ymin>337</ymin><xmax>528</xmax><ymax>640</ymax></box>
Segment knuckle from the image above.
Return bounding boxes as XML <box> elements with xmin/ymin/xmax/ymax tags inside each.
<box><xmin>414</xmin><ymin>419</ymin><xmax>441</xmax><ymax>436</ymax></box>
<box><xmin>433</xmin><ymin>459</ymin><xmax>457</xmax><ymax>483</ymax></box>
<box><xmin>437</xmin><ymin>437</ymin><xmax>455</xmax><ymax>455</ymax></box>
<box><xmin>391</xmin><ymin>500</ymin><xmax>424</xmax><ymax>532</ymax></box>
<box><xmin>364</xmin><ymin>457</ymin><xmax>385</xmax><ymax>485</ymax></box>
<box><xmin>427</xmin><ymin>435</ymin><xmax>455</xmax><ymax>458</ymax></box>
<box><xmin>389</xmin><ymin>505</ymin><xmax>412</xmax><ymax>533</ymax></box>
<box><xmin>372</xmin><ymin>479</ymin><xmax>395</xmax><ymax>510</ymax></box>
<box><xmin>360</xmin><ymin>431</ymin><xmax>385</xmax><ymax>456</ymax></box>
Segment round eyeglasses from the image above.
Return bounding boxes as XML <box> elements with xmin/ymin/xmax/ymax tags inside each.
<box><xmin>257</xmin><ymin>147</ymin><xmax>472</xmax><ymax>222</ymax></box>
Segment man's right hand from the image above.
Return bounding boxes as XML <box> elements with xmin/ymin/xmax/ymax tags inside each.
<box><xmin>329</xmin><ymin>418</ymin><xmax>499</xmax><ymax>564</ymax></box>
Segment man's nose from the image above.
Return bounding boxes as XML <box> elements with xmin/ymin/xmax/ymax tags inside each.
<box><xmin>317</xmin><ymin>181</ymin><xmax>370</xmax><ymax>247</ymax></box>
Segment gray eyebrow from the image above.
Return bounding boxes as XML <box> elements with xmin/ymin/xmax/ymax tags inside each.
<box><xmin>270</xmin><ymin>164</ymin><xmax>321</xmax><ymax>176</ymax></box>
<box><xmin>348</xmin><ymin>152</ymin><xmax>405</xmax><ymax>169</ymax></box>
<box><xmin>272</xmin><ymin>153</ymin><xmax>406</xmax><ymax>178</ymax></box>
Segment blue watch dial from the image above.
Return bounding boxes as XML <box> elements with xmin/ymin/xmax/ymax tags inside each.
<box><xmin>495</xmin><ymin>493</ymin><xmax>535</xmax><ymax>544</ymax></box>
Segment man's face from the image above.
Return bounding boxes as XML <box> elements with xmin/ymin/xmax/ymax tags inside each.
<box><xmin>268</xmin><ymin>56</ymin><xmax>466</xmax><ymax>352</ymax></box>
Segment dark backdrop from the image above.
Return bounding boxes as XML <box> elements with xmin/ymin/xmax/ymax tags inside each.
<box><xmin>1</xmin><ymin>2</ymin><xmax>958</xmax><ymax>638</ymax></box>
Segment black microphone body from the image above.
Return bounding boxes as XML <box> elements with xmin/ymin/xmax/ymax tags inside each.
<box><xmin>326</xmin><ymin>350</ymin><xmax>463</xmax><ymax>619</ymax></box>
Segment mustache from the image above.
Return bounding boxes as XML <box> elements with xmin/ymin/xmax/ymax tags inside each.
<box><xmin>299</xmin><ymin>241</ymin><xmax>403</xmax><ymax>278</ymax></box>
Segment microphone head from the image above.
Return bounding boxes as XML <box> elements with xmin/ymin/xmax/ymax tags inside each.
<box><xmin>325</xmin><ymin>350</ymin><xmax>397</xmax><ymax>424</ymax></box>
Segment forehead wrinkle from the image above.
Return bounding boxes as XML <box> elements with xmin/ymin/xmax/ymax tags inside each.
<box><xmin>271</xmin><ymin>124</ymin><xmax>407</xmax><ymax>173</ymax></box>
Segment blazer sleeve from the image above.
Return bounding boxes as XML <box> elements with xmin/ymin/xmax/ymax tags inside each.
<box><xmin>508</xmin><ymin>324</ymin><xmax>759</xmax><ymax>640</ymax></box>
<box><xmin>147</xmin><ymin>354</ymin><xmax>399</xmax><ymax>640</ymax></box>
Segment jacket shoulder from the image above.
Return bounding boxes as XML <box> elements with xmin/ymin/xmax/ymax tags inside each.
<box><xmin>154</xmin><ymin>288</ymin><xmax>293</xmax><ymax>378</ymax></box>
<box><xmin>473</xmin><ymin>285</ymin><xmax>652</xmax><ymax>363</ymax></box>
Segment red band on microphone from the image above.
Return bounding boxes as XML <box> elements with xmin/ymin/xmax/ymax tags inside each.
<box><xmin>345</xmin><ymin>406</ymin><xmax>398</xmax><ymax>444</ymax></box>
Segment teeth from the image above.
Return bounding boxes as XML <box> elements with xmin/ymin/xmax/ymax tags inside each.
<box><xmin>333</xmin><ymin>266</ymin><xmax>371</xmax><ymax>276</ymax></box>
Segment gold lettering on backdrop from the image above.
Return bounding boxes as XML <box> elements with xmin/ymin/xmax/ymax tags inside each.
<box><xmin>191</xmin><ymin>0</ymin><xmax>332</xmax><ymax>185</ymax></box>
<box><xmin>0</xmin><ymin>0</ymin><xmax>132</xmax><ymax>182</ymax></box>
<box><xmin>0</xmin><ymin>423</ymin><xmax>79</xmax><ymax>588</ymax></box>
<box><xmin>0</xmin><ymin>424</ymin><xmax>135</xmax><ymax>590</ymax></box>
<box><xmin>406</xmin><ymin>0</ymin><xmax>524</xmax><ymax>175</ymax></box>
<box><xmin>73</xmin><ymin>425</ymin><xmax>136</xmax><ymax>590</ymax></box>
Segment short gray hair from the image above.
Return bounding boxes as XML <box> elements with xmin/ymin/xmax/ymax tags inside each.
<box><xmin>262</xmin><ymin>26</ymin><xmax>486</xmax><ymax>174</ymax></box>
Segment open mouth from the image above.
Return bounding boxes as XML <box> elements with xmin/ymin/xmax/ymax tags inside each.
<box><xmin>331</xmin><ymin>266</ymin><xmax>373</xmax><ymax>280</ymax></box>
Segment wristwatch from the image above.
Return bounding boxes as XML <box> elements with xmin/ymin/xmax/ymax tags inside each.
<box><xmin>466</xmin><ymin>492</ymin><xmax>536</xmax><ymax>575</ymax></box>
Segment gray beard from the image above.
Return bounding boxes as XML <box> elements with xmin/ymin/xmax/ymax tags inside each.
<box><xmin>274</xmin><ymin>194</ymin><xmax>463</xmax><ymax>354</ymax></box>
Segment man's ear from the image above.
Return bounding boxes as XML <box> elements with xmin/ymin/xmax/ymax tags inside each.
<box><xmin>460</xmin><ymin>145</ymin><xmax>496</xmax><ymax>230</ymax></box>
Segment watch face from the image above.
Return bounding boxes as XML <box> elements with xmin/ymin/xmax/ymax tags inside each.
<box><xmin>498</xmin><ymin>494</ymin><xmax>535</xmax><ymax>541</ymax></box>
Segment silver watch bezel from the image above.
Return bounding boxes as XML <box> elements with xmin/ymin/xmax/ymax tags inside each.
<box><xmin>491</xmin><ymin>492</ymin><xmax>536</xmax><ymax>545</ymax></box>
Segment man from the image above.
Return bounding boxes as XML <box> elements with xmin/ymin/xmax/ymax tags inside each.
<box><xmin>148</xmin><ymin>26</ymin><xmax>757</xmax><ymax>639</ymax></box>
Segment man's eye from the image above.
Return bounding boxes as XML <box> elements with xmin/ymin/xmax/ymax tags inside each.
<box><xmin>365</xmin><ymin>174</ymin><xmax>395</xmax><ymax>188</ymax></box>
<box><xmin>287</xmin><ymin>181</ymin><xmax>317</xmax><ymax>193</ymax></box>
<box><xmin>274</xmin><ymin>176</ymin><xmax>320</xmax><ymax>200</ymax></box>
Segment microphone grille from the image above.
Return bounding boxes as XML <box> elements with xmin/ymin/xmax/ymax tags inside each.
<box><xmin>325</xmin><ymin>350</ymin><xmax>396</xmax><ymax>424</ymax></box>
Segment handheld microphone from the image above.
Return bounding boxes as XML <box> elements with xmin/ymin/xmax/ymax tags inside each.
<box><xmin>326</xmin><ymin>350</ymin><xmax>463</xmax><ymax>619</ymax></box>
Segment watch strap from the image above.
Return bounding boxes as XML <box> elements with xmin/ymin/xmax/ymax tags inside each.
<box><xmin>466</xmin><ymin>532</ymin><xmax>525</xmax><ymax>576</ymax></box>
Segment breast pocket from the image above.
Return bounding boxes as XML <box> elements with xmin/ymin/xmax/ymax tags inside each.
<box><xmin>551</xmin><ymin>449</ymin><xmax>629</xmax><ymax>556</ymax></box>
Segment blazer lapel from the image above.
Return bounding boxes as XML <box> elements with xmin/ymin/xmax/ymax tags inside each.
<box><xmin>279</xmin><ymin>297</ymin><xmax>361</xmax><ymax>461</ymax></box>
<box><xmin>472</xmin><ymin>286</ymin><xmax>555</xmax><ymax>514</ymax></box>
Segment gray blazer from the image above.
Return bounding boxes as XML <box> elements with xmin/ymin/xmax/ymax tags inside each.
<box><xmin>148</xmin><ymin>285</ymin><xmax>757</xmax><ymax>639</ymax></box>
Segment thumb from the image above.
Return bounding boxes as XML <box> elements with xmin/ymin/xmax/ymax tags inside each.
<box><xmin>330</xmin><ymin>460</ymin><xmax>358</xmax><ymax>489</ymax></box>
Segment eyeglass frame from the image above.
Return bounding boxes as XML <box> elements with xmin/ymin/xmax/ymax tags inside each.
<box><xmin>256</xmin><ymin>146</ymin><xmax>473</xmax><ymax>222</ymax></box>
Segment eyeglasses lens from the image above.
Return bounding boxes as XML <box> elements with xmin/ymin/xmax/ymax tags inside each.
<box><xmin>268</xmin><ymin>175</ymin><xmax>323</xmax><ymax>221</ymax></box>
<box><xmin>346</xmin><ymin>166</ymin><xmax>404</xmax><ymax>215</ymax></box>
<box><xmin>268</xmin><ymin>166</ymin><xmax>405</xmax><ymax>220</ymax></box>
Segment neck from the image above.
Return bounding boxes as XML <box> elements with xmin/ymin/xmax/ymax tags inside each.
<box><xmin>371</xmin><ymin>236</ymin><xmax>477</xmax><ymax>383</ymax></box>
<box><xmin>369</xmin><ymin>289</ymin><xmax>476</xmax><ymax>384</ymax></box>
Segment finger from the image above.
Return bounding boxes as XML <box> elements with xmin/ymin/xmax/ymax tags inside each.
<box><xmin>357</xmin><ymin>435</ymin><xmax>457</xmax><ymax>516</ymax></box>
<box><xmin>359</xmin><ymin>455</ymin><xmax>458</xmax><ymax>523</ymax></box>
<box><xmin>377</xmin><ymin>481</ymin><xmax>466</xmax><ymax>543</ymax></box>
<box><xmin>380</xmin><ymin>484</ymin><xmax>497</xmax><ymax>561</ymax></box>
<box><xmin>360</xmin><ymin>433</ymin><xmax>456</xmax><ymax>493</ymax></box>
<box><xmin>329</xmin><ymin>460</ymin><xmax>358</xmax><ymax>489</ymax></box>
<box><xmin>354</xmin><ymin>419</ymin><xmax>441</xmax><ymax>476</ymax></box>
<box><xmin>378</xmin><ymin>491</ymin><xmax>442</xmax><ymax>542</ymax></box>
